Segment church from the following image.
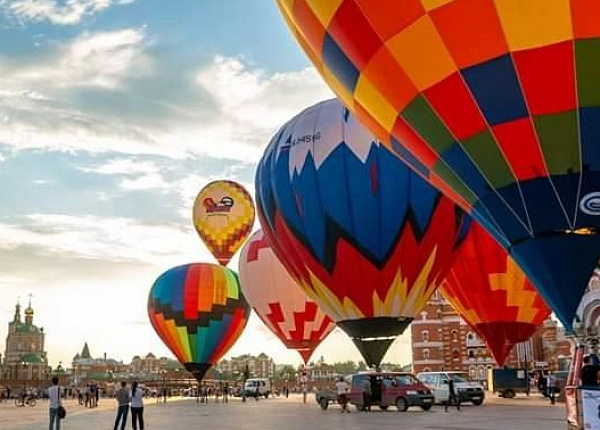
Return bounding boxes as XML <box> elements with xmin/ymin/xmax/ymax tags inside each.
<box><xmin>1</xmin><ymin>300</ymin><xmax>50</xmax><ymax>381</ymax></box>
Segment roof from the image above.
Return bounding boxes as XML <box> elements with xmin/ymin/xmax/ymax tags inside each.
<box><xmin>81</xmin><ymin>342</ymin><xmax>91</xmax><ymax>359</ymax></box>
<box><xmin>15</xmin><ymin>323</ymin><xmax>41</xmax><ymax>333</ymax></box>
<box><xmin>21</xmin><ymin>353</ymin><xmax>44</xmax><ymax>364</ymax></box>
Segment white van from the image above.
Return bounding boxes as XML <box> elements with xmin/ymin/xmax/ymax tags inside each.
<box><xmin>244</xmin><ymin>378</ymin><xmax>271</xmax><ymax>398</ymax></box>
<box><xmin>416</xmin><ymin>371</ymin><xmax>485</xmax><ymax>405</ymax></box>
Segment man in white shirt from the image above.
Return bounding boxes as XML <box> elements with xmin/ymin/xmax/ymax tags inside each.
<box><xmin>48</xmin><ymin>377</ymin><xmax>62</xmax><ymax>430</ymax></box>
<box><xmin>335</xmin><ymin>377</ymin><xmax>350</xmax><ymax>413</ymax></box>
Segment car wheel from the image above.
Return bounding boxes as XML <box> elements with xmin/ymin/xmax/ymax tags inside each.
<box><xmin>472</xmin><ymin>397</ymin><xmax>484</xmax><ymax>406</ymax></box>
<box><xmin>421</xmin><ymin>403</ymin><xmax>432</xmax><ymax>411</ymax></box>
<box><xmin>503</xmin><ymin>389</ymin><xmax>515</xmax><ymax>399</ymax></box>
<box><xmin>319</xmin><ymin>397</ymin><xmax>328</xmax><ymax>410</ymax></box>
<box><xmin>396</xmin><ymin>397</ymin><xmax>408</xmax><ymax>412</ymax></box>
<box><xmin>379</xmin><ymin>405</ymin><xmax>389</xmax><ymax>411</ymax></box>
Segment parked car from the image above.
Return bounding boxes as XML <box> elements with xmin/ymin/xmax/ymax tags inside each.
<box><xmin>347</xmin><ymin>372</ymin><xmax>434</xmax><ymax>412</ymax></box>
<box><xmin>243</xmin><ymin>378</ymin><xmax>271</xmax><ymax>398</ymax></box>
<box><xmin>417</xmin><ymin>371</ymin><xmax>485</xmax><ymax>405</ymax></box>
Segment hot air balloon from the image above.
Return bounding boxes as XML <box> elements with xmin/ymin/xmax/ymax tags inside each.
<box><xmin>441</xmin><ymin>222</ymin><xmax>552</xmax><ymax>365</ymax></box>
<box><xmin>276</xmin><ymin>1</ymin><xmax>600</xmax><ymax>329</ymax></box>
<box><xmin>147</xmin><ymin>263</ymin><xmax>250</xmax><ymax>382</ymax></box>
<box><xmin>255</xmin><ymin>98</ymin><xmax>469</xmax><ymax>368</ymax></box>
<box><xmin>238</xmin><ymin>230</ymin><xmax>336</xmax><ymax>364</ymax></box>
<box><xmin>192</xmin><ymin>180</ymin><xmax>255</xmax><ymax>266</ymax></box>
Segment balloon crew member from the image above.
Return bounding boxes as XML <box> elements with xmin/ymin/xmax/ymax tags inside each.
<box><xmin>444</xmin><ymin>378</ymin><xmax>460</xmax><ymax>412</ymax></box>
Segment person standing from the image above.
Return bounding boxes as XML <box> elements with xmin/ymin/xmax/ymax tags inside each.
<box><xmin>48</xmin><ymin>376</ymin><xmax>62</xmax><ymax>430</ymax></box>
<box><xmin>113</xmin><ymin>381</ymin><xmax>131</xmax><ymax>430</ymax></box>
<box><xmin>582</xmin><ymin>356</ymin><xmax>600</xmax><ymax>387</ymax></box>
<box><xmin>335</xmin><ymin>377</ymin><xmax>350</xmax><ymax>413</ymax></box>
<box><xmin>445</xmin><ymin>378</ymin><xmax>461</xmax><ymax>412</ymax></box>
<box><xmin>547</xmin><ymin>371</ymin><xmax>557</xmax><ymax>405</ymax></box>
<box><xmin>361</xmin><ymin>377</ymin><xmax>371</xmax><ymax>412</ymax></box>
<box><xmin>130</xmin><ymin>381</ymin><xmax>145</xmax><ymax>430</ymax></box>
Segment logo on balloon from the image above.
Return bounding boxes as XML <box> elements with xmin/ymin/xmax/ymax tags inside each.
<box><xmin>203</xmin><ymin>196</ymin><xmax>234</xmax><ymax>214</ymax></box>
<box><xmin>580</xmin><ymin>192</ymin><xmax>600</xmax><ymax>216</ymax></box>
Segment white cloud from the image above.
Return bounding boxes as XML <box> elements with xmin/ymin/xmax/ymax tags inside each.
<box><xmin>0</xmin><ymin>53</ymin><xmax>330</xmax><ymax>160</ymax></box>
<box><xmin>78</xmin><ymin>158</ymin><xmax>160</xmax><ymax>175</ymax></box>
<box><xmin>16</xmin><ymin>28</ymin><xmax>150</xmax><ymax>90</ymax></box>
<box><xmin>0</xmin><ymin>214</ymin><xmax>204</xmax><ymax>265</ymax></box>
<box><xmin>196</xmin><ymin>56</ymin><xmax>334</xmax><ymax>132</ymax></box>
<box><xmin>121</xmin><ymin>172</ymin><xmax>168</xmax><ymax>190</ymax></box>
<box><xmin>1</xmin><ymin>0</ymin><xmax>130</xmax><ymax>25</ymax></box>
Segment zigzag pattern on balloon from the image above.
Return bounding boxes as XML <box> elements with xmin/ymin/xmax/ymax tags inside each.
<box><xmin>148</xmin><ymin>297</ymin><xmax>248</xmax><ymax>333</ymax></box>
<box><xmin>261</xmin><ymin>137</ymin><xmax>465</xmax><ymax>271</ymax></box>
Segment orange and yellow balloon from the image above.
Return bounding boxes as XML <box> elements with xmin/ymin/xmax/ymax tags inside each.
<box><xmin>192</xmin><ymin>180</ymin><xmax>255</xmax><ymax>266</ymax></box>
<box><xmin>441</xmin><ymin>223</ymin><xmax>551</xmax><ymax>365</ymax></box>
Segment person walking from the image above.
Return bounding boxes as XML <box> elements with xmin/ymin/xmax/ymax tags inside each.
<box><xmin>113</xmin><ymin>381</ymin><xmax>131</xmax><ymax>430</ymax></box>
<box><xmin>444</xmin><ymin>378</ymin><xmax>461</xmax><ymax>412</ymax></box>
<box><xmin>130</xmin><ymin>381</ymin><xmax>145</xmax><ymax>430</ymax></box>
<box><xmin>48</xmin><ymin>377</ymin><xmax>63</xmax><ymax>430</ymax></box>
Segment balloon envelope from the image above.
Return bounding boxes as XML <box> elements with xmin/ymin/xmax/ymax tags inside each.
<box><xmin>147</xmin><ymin>263</ymin><xmax>250</xmax><ymax>382</ymax></box>
<box><xmin>192</xmin><ymin>180</ymin><xmax>255</xmax><ymax>266</ymax></box>
<box><xmin>441</xmin><ymin>222</ymin><xmax>552</xmax><ymax>365</ymax></box>
<box><xmin>256</xmin><ymin>98</ymin><xmax>469</xmax><ymax>367</ymax></box>
<box><xmin>238</xmin><ymin>230</ymin><xmax>335</xmax><ymax>364</ymax></box>
<box><xmin>276</xmin><ymin>1</ymin><xmax>600</xmax><ymax>329</ymax></box>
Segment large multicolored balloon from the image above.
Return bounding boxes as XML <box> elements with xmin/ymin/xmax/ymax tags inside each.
<box><xmin>147</xmin><ymin>263</ymin><xmax>250</xmax><ymax>382</ymax></box>
<box><xmin>192</xmin><ymin>180</ymin><xmax>255</xmax><ymax>266</ymax></box>
<box><xmin>238</xmin><ymin>230</ymin><xmax>335</xmax><ymax>363</ymax></box>
<box><xmin>276</xmin><ymin>1</ymin><xmax>600</xmax><ymax>329</ymax></box>
<box><xmin>441</xmin><ymin>222</ymin><xmax>551</xmax><ymax>365</ymax></box>
<box><xmin>256</xmin><ymin>98</ymin><xmax>469</xmax><ymax>367</ymax></box>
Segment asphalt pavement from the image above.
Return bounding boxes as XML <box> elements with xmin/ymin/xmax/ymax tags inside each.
<box><xmin>0</xmin><ymin>392</ymin><xmax>568</xmax><ymax>430</ymax></box>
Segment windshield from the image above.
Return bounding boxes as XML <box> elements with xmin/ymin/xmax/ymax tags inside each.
<box><xmin>449</xmin><ymin>373</ymin><xmax>469</xmax><ymax>383</ymax></box>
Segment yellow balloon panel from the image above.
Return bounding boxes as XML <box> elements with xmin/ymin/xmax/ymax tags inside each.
<box><xmin>192</xmin><ymin>180</ymin><xmax>255</xmax><ymax>266</ymax></box>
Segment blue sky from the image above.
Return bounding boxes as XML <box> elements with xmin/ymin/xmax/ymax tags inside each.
<box><xmin>0</xmin><ymin>0</ymin><xmax>412</xmax><ymax>369</ymax></box>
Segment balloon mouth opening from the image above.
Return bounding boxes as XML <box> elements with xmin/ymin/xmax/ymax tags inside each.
<box><xmin>564</xmin><ymin>227</ymin><xmax>597</xmax><ymax>235</ymax></box>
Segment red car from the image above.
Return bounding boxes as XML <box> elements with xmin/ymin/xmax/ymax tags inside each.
<box><xmin>348</xmin><ymin>372</ymin><xmax>434</xmax><ymax>412</ymax></box>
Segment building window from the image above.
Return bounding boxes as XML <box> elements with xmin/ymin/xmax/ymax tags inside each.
<box><xmin>452</xmin><ymin>348</ymin><xmax>460</xmax><ymax>360</ymax></box>
<box><xmin>467</xmin><ymin>332</ymin><xmax>474</xmax><ymax>341</ymax></box>
<box><xmin>422</xmin><ymin>330</ymin><xmax>429</xmax><ymax>342</ymax></box>
<box><xmin>423</xmin><ymin>349</ymin><xmax>430</xmax><ymax>360</ymax></box>
<box><xmin>468</xmin><ymin>350</ymin><xmax>475</xmax><ymax>359</ymax></box>
<box><xmin>469</xmin><ymin>366</ymin><xmax>476</xmax><ymax>380</ymax></box>
<box><xmin>420</xmin><ymin>311</ymin><xmax>428</xmax><ymax>321</ymax></box>
<box><xmin>451</xmin><ymin>330</ymin><xmax>458</xmax><ymax>342</ymax></box>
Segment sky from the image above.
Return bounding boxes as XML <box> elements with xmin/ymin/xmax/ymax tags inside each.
<box><xmin>0</xmin><ymin>0</ymin><xmax>412</xmax><ymax>369</ymax></box>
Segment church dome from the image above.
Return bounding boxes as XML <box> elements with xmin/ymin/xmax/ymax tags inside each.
<box><xmin>25</xmin><ymin>305</ymin><xmax>34</xmax><ymax>316</ymax></box>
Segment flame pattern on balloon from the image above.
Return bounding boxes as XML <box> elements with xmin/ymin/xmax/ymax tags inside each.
<box><xmin>276</xmin><ymin>0</ymin><xmax>600</xmax><ymax>329</ymax></box>
<box><xmin>193</xmin><ymin>180</ymin><xmax>255</xmax><ymax>266</ymax></box>
<box><xmin>238</xmin><ymin>230</ymin><xmax>335</xmax><ymax>363</ymax></box>
<box><xmin>147</xmin><ymin>263</ymin><xmax>250</xmax><ymax>381</ymax></box>
<box><xmin>256</xmin><ymin>99</ymin><xmax>469</xmax><ymax>366</ymax></box>
<box><xmin>441</xmin><ymin>223</ymin><xmax>551</xmax><ymax>365</ymax></box>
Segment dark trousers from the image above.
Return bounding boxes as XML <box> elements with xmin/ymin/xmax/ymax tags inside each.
<box><xmin>445</xmin><ymin>393</ymin><xmax>461</xmax><ymax>411</ymax></box>
<box><xmin>362</xmin><ymin>393</ymin><xmax>371</xmax><ymax>411</ymax></box>
<box><xmin>131</xmin><ymin>407</ymin><xmax>144</xmax><ymax>430</ymax></box>
<box><xmin>113</xmin><ymin>405</ymin><xmax>129</xmax><ymax>430</ymax></box>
